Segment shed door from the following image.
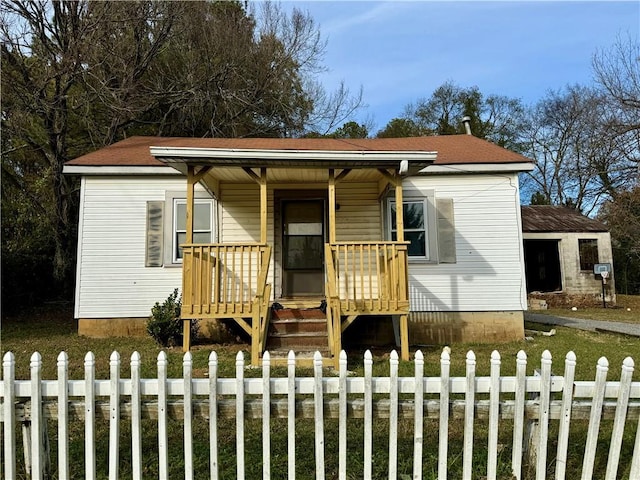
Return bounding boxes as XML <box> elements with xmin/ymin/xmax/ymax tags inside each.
<box><xmin>282</xmin><ymin>199</ymin><xmax>325</xmax><ymax>297</ymax></box>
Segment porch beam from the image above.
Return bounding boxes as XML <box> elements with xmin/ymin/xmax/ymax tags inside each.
<box><xmin>328</xmin><ymin>169</ymin><xmax>337</xmax><ymax>244</ymax></box>
<box><xmin>377</xmin><ymin>168</ymin><xmax>395</xmax><ymax>183</ymax></box>
<box><xmin>242</xmin><ymin>167</ymin><xmax>260</xmax><ymax>183</ymax></box>
<box><xmin>334</xmin><ymin>168</ymin><xmax>352</xmax><ymax>184</ymax></box>
<box><xmin>193</xmin><ymin>166</ymin><xmax>212</xmax><ymax>184</ymax></box>
<box><xmin>341</xmin><ymin>315</ymin><xmax>359</xmax><ymax>333</ymax></box>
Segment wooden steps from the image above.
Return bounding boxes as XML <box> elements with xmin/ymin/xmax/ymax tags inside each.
<box><xmin>265</xmin><ymin>304</ymin><xmax>329</xmax><ymax>358</ymax></box>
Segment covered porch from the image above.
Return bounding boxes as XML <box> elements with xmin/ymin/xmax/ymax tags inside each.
<box><xmin>151</xmin><ymin>145</ymin><xmax>436</xmax><ymax>366</ymax></box>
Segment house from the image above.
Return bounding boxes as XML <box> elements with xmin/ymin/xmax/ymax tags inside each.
<box><xmin>63</xmin><ymin>135</ymin><xmax>534</xmax><ymax>366</ymax></box>
<box><xmin>521</xmin><ymin>205</ymin><xmax>616</xmax><ymax>307</ymax></box>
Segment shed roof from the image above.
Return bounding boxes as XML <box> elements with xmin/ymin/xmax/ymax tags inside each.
<box><xmin>66</xmin><ymin>134</ymin><xmax>532</xmax><ymax>167</ymax></box>
<box><xmin>521</xmin><ymin>205</ymin><xmax>608</xmax><ymax>233</ymax></box>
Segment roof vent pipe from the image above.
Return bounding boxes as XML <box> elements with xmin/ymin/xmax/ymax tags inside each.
<box><xmin>462</xmin><ymin>116</ymin><xmax>472</xmax><ymax>135</ymax></box>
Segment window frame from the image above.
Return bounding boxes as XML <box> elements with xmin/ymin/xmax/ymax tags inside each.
<box><xmin>386</xmin><ymin>191</ymin><xmax>437</xmax><ymax>263</ymax></box>
<box><xmin>163</xmin><ymin>191</ymin><xmax>216</xmax><ymax>266</ymax></box>
<box><xmin>578</xmin><ymin>238</ymin><xmax>599</xmax><ymax>272</ymax></box>
<box><xmin>172</xmin><ymin>198</ymin><xmax>214</xmax><ymax>263</ymax></box>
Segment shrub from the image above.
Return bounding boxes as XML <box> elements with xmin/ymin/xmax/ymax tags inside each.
<box><xmin>147</xmin><ymin>289</ymin><xmax>198</xmax><ymax>347</ymax></box>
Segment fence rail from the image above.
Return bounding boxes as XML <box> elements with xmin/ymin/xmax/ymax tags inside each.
<box><xmin>2</xmin><ymin>349</ymin><xmax>640</xmax><ymax>480</ymax></box>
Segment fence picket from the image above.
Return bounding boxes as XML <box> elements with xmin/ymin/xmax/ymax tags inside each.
<box><xmin>487</xmin><ymin>351</ymin><xmax>501</xmax><ymax>480</ymax></box>
<box><xmin>108</xmin><ymin>351</ymin><xmax>120</xmax><ymax>480</ymax></box>
<box><xmin>262</xmin><ymin>352</ymin><xmax>271</xmax><ymax>480</ymax></box>
<box><xmin>3</xmin><ymin>349</ymin><xmax>640</xmax><ymax>480</ymax></box>
<box><xmin>30</xmin><ymin>352</ymin><xmax>43</xmax><ymax>480</ymax></box>
<box><xmin>605</xmin><ymin>357</ymin><xmax>634</xmax><ymax>480</ymax></box>
<box><xmin>512</xmin><ymin>350</ymin><xmax>527</xmax><ymax>480</ymax></box>
<box><xmin>462</xmin><ymin>350</ymin><xmax>476</xmax><ymax>480</ymax></box>
<box><xmin>288</xmin><ymin>351</ymin><xmax>296</xmax><ymax>480</ymax></box>
<box><xmin>414</xmin><ymin>350</ymin><xmax>424</xmax><ymax>480</ymax></box>
<box><xmin>84</xmin><ymin>352</ymin><xmax>96</xmax><ymax>480</ymax></box>
<box><xmin>388</xmin><ymin>351</ymin><xmax>399</xmax><ymax>480</ymax></box>
<box><xmin>131</xmin><ymin>352</ymin><xmax>142</xmax><ymax>480</ymax></box>
<box><xmin>313</xmin><ymin>351</ymin><xmax>325</xmax><ymax>480</ymax></box>
<box><xmin>184</xmin><ymin>352</ymin><xmax>193</xmax><ymax>480</ymax></box>
<box><xmin>437</xmin><ymin>348</ymin><xmax>448</xmax><ymax>480</ymax></box>
<box><xmin>236</xmin><ymin>351</ymin><xmax>246</xmax><ymax>480</ymax></box>
<box><xmin>556</xmin><ymin>351</ymin><xmax>576</xmax><ymax>480</ymax></box>
<box><xmin>157</xmin><ymin>351</ymin><xmax>168</xmax><ymax>480</ymax></box>
<box><xmin>57</xmin><ymin>351</ymin><xmax>69</xmax><ymax>480</ymax></box>
<box><xmin>630</xmin><ymin>399</ymin><xmax>640</xmax><ymax>478</ymax></box>
<box><xmin>536</xmin><ymin>350</ymin><xmax>552</xmax><ymax>480</ymax></box>
<box><xmin>338</xmin><ymin>350</ymin><xmax>348</xmax><ymax>480</ymax></box>
<box><xmin>364</xmin><ymin>350</ymin><xmax>373</xmax><ymax>480</ymax></box>
<box><xmin>209</xmin><ymin>351</ymin><xmax>219</xmax><ymax>480</ymax></box>
<box><xmin>581</xmin><ymin>356</ymin><xmax>609</xmax><ymax>480</ymax></box>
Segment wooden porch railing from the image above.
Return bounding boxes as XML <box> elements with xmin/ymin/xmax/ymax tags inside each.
<box><xmin>325</xmin><ymin>241</ymin><xmax>410</xmax><ymax>315</ymax></box>
<box><xmin>181</xmin><ymin>243</ymin><xmax>272</xmax><ymax>319</ymax></box>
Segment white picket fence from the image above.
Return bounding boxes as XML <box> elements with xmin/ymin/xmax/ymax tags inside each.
<box><xmin>2</xmin><ymin>349</ymin><xmax>640</xmax><ymax>480</ymax></box>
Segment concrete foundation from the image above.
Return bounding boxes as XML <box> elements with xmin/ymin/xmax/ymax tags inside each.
<box><xmin>78</xmin><ymin>317</ymin><xmax>237</xmax><ymax>342</ymax></box>
<box><xmin>408</xmin><ymin>311</ymin><xmax>525</xmax><ymax>345</ymax></box>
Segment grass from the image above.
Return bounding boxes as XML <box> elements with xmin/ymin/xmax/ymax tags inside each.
<box><xmin>2</xmin><ymin>301</ymin><xmax>640</xmax><ymax>479</ymax></box>
<box><xmin>533</xmin><ymin>294</ymin><xmax>640</xmax><ymax>324</ymax></box>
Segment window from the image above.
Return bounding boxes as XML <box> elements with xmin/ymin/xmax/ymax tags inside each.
<box><xmin>387</xmin><ymin>194</ymin><xmax>456</xmax><ymax>263</ymax></box>
<box><xmin>390</xmin><ymin>200</ymin><xmax>429</xmax><ymax>258</ymax></box>
<box><xmin>173</xmin><ymin>199</ymin><xmax>213</xmax><ymax>262</ymax></box>
<box><xmin>579</xmin><ymin>239</ymin><xmax>598</xmax><ymax>271</ymax></box>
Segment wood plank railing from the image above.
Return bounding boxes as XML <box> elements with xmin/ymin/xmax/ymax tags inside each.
<box><xmin>325</xmin><ymin>241</ymin><xmax>410</xmax><ymax>315</ymax></box>
<box><xmin>181</xmin><ymin>243</ymin><xmax>272</xmax><ymax>319</ymax></box>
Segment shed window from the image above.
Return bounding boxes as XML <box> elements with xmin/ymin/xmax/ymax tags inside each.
<box><xmin>578</xmin><ymin>239</ymin><xmax>598</xmax><ymax>271</ymax></box>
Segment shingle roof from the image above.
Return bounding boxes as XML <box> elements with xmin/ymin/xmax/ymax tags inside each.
<box><xmin>521</xmin><ymin>205</ymin><xmax>608</xmax><ymax>233</ymax></box>
<box><xmin>65</xmin><ymin>135</ymin><xmax>532</xmax><ymax>167</ymax></box>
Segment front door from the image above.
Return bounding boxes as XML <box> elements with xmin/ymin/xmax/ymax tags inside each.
<box><xmin>282</xmin><ymin>199</ymin><xmax>325</xmax><ymax>297</ymax></box>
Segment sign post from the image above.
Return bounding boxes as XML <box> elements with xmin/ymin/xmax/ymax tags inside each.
<box><xmin>593</xmin><ymin>263</ymin><xmax>612</xmax><ymax>308</ymax></box>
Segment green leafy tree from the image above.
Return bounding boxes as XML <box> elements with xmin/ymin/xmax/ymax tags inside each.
<box><xmin>376</xmin><ymin>118</ymin><xmax>424</xmax><ymax>138</ymax></box>
<box><xmin>1</xmin><ymin>0</ymin><xmax>362</xmax><ymax>305</ymax></box>
<box><xmin>377</xmin><ymin>81</ymin><xmax>527</xmax><ymax>151</ymax></box>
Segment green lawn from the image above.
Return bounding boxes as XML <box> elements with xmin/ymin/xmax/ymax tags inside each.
<box><xmin>2</xmin><ymin>303</ymin><xmax>640</xmax><ymax>479</ymax></box>
<box><xmin>533</xmin><ymin>294</ymin><xmax>640</xmax><ymax>324</ymax></box>
<box><xmin>2</xmin><ymin>302</ymin><xmax>640</xmax><ymax>380</ymax></box>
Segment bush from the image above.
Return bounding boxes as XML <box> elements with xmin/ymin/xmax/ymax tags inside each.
<box><xmin>147</xmin><ymin>289</ymin><xmax>198</xmax><ymax>347</ymax></box>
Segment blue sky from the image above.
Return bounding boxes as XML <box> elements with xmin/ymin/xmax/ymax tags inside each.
<box><xmin>281</xmin><ymin>1</ymin><xmax>640</xmax><ymax>133</ymax></box>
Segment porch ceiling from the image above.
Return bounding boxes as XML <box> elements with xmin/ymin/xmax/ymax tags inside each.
<box><xmin>200</xmin><ymin>166</ymin><xmax>384</xmax><ymax>183</ymax></box>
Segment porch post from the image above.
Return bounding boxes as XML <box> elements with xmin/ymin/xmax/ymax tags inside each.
<box><xmin>394</xmin><ymin>173</ymin><xmax>410</xmax><ymax>361</ymax></box>
<box><xmin>260</xmin><ymin>167</ymin><xmax>267</xmax><ymax>244</ymax></box>
<box><xmin>183</xmin><ymin>166</ymin><xmax>196</xmax><ymax>352</ymax></box>
<box><xmin>328</xmin><ymin>168</ymin><xmax>336</xmax><ymax>244</ymax></box>
<box><xmin>394</xmin><ymin>173</ymin><xmax>404</xmax><ymax>242</ymax></box>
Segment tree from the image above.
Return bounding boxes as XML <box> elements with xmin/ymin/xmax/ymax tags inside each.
<box><xmin>593</xmin><ymin>34</ymin><xmax>640</xmax><ymax>135</ymax></box>
<box><xmin>377</xmin><ymin>81</ymin><xmax>528</xmax><ymax>151</ymax></box>
<box><xmin>376</xmin><ymin>118</ymin><xmax>424</xmax><ymax>138</ymax></box>
<box><xmin>1</xmin><ymin>0</ymin><xmax>363</xmax><ymax>303</ymax></box>
<box><xmin>592</xmin><ymin>34</ymin><xmax>640</xmax><ymax>188</ymax></box>
<box><xmin>599</xmin><ymin>186</ymin><xmax>640</xmax><ymax>294</ymax></box>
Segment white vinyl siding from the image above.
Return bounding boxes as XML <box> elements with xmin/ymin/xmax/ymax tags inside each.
<box><xmin>403</xmin><ymin>174</ymin><xmax>526</xmax><ymax>312</ymax></box>
<box><xmin>75</xmin><ymin>176</ymin><xmax>211</xmax><ymax>318</ymax></box>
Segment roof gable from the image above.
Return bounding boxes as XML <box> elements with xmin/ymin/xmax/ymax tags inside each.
<box><xmin>521</xmin><ymin>205</ymin><xmax>608</xmax><ymax>233</ymax></box>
